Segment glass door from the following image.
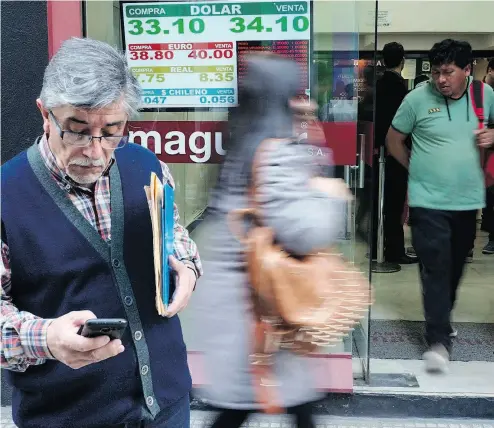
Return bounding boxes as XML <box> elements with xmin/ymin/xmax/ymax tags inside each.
<box><xmin>349</xmin><ymin>0</ymin><xmax>379</xmax><ymax>382</ymax></box>
<box><xmin>313</xmin><ymin>0</ymin><xmax>377</xmax><ymax>383</ymax></box>
<box><xmin>352</xmin><ymin>0</ymin><xmax>384</xmax><ymax>383</ymax></box>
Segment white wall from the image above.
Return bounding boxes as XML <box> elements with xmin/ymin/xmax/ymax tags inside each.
<box><xmin>360</xmin><ymin>1</ymin><xmax>493</xmax><ymax>34</ymax></box>
<box><xmin>313</xmin><ymin>0</ymin><xmax>494</xmax><ymax>51</ymax></box>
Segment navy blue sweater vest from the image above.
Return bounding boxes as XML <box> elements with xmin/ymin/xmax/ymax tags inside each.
<box><xmin>1</xmin><ymin>141</ymin><xmax>191</xmax><ymax>428</ymax></box>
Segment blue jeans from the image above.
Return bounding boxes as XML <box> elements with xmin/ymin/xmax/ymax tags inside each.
<box><xmin>123</xmin><ymin>394</ymin><xmax>190</xmax><ymax>428</ymax></box>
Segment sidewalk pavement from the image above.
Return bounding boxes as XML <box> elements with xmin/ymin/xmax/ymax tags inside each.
<box><xmin>1</xmin><ymin>407</ymin><xmax>493</xmax><ymax>428</ymax></box>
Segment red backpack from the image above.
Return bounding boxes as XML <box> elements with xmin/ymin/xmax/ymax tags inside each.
<box><xmin>470</xmin><ymin>80</ymin><xmax>494</xmax><ymax>188</ymax></box>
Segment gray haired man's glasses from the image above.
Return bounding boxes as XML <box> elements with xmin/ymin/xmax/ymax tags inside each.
<box><xmin>49</xmin><ymin>110</ymin><xmax>129</xmax><ymax>150</ymax></box>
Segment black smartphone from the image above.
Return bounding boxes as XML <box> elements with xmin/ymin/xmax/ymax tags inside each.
<box><xmin>77</xmin><ymin>318</ymin><xmax>128</xmax><ymax>340</ymax></box>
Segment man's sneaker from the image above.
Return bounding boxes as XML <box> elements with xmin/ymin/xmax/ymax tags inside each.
<box><xmin>423</xmin><ymin>344</ymin><xmax>450</xmax><ymax>374</ymax></box>
<box><xmin>482</xmin><ymin>241</ymin><xmax>494</xmax><ymax>255</ymax></box>
<box><xmin>465</xmin><ymin>249</ymin><xmax>473</xmax><ymax>263</ymax></box>
<box><xmin>406</xmin><ymin>246</ymin><xmax>418</xmax><ymax>259</ymax></box>
<box><xmin>449</xmin><ymin>328</ymin><xmax>458</xmax><ymax>338</ymax></box>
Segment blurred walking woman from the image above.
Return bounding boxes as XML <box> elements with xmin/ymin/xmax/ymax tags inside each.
<box><xmin>192</xmin><ymin>53</ymin><xmax>348</xmax><ymax>428</ymax></box>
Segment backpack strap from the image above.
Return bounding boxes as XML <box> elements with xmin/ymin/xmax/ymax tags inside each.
<box><xmin>470</xmin><ymin>80</ymin><xmax>494</xmax><ymax>186</ymax></box>
<box><xmin>470</xmin><ymin>80</ymin><xmax>485</xmax><ymax>130</ymax></box>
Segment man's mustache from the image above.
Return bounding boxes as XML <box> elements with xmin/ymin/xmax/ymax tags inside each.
<box><xmin>69</xmin><ymin>158</ymin><xmax>105</xmax><ymax>167</ymax></box>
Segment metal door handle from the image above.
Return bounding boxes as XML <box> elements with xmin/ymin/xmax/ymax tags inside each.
<box><xmin>357</xmin><ymin>134</ymin><xmax>366</xmax><ymax>189</ymax></box>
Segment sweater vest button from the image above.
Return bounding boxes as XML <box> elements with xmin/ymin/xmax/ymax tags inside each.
<box><xmin>135</xmin><ymin>331</ymin><xmax>143</xmax><ymax>341</ymax></box>
<box><xmin>124</xmin><ymin>296</ymin><xmax>133</xmax><ymax>306</ymax></box>
<box><xmin>141</xmin><ymin>365</ymin><xmax>149</xmax><ymax>375</ymax></box>
<box><xmin>146</xmin><ymin>396</ymin><xmax>154</xmax><ymax>406</ymax></box>
<box><xmin>112</xmin><ymin>259</ymin><xmax>120</xmax><ymax>268</ymax></box>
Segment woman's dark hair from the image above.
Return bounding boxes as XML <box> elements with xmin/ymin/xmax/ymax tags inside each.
<box><xmin>208</xmin><ymin>54</ymin><xmax>301</xmax><ymax>208</ymax></box>
<box><xmin>226</xmin><ymin>53</ymin><xmax>300</xmax><ymax>153</ymax></box>
<box><xmin>428</xmin><ymin>39</ymin><xmax>472</xmax><ymax>69</ymax></box>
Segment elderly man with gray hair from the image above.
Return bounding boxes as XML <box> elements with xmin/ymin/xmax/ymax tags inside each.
<box><xmin>1</xmin><ymin>37</ymin><xmax>202</xmax><ymax>428</ymax></box>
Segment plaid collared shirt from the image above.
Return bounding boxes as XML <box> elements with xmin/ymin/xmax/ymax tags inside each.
<box><xmin>1</xmin><ymin>136</ymin><xmax>202</xmax><ymax>372</ymax></box>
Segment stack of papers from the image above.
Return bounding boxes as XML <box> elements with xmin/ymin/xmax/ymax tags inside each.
<box><xmin>144</xmin><ymin>172</ymin><xmax>175</xmax><ymax>316</ymax></box>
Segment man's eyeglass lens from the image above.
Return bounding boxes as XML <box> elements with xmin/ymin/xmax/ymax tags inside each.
<box><xmin>63</xmin><ymin>132</ymin><xmax>128</xmax><ymax>149</ymax></box>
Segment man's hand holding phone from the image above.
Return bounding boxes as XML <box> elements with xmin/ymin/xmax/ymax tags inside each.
<box><xmin>46</xmin><ymin>311</ymin><xmax>125</xmax><ymax>370</ymax></box>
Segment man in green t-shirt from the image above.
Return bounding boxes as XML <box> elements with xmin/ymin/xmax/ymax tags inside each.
<box><xmin>386</xmin><ymin>39</ymin><xmax>494</xmax><ymax>373</ymax></box>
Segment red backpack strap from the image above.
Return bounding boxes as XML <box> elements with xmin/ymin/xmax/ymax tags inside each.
<box><xmin>470</xmin><ymin>80</ymin><xmax>494</xmax><ymax>185</ymax></box>
<box><xmin>470</xmin><ymin>80</ymin><xmax>485</xmax><ymax>130</ymax></box>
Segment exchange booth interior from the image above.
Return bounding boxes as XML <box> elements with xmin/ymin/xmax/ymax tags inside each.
<box><xmin>1</xmin><ymin>0</ymin><xmax>494</xmax><ymax>417</ymax></box>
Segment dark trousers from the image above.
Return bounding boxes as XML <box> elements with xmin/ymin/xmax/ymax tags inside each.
<box><xmin>211</xmin><ymin>403</ymin><xmax>315</xmax><ymax>428</ymax></box>
<box><xmin>410</xmin><ymin>208</ymin><xmax>477</xmax><ymax>351</ymax></box>
<box><xmin>383</xmin><ymin>157</ymin><xmax>409</xmax><ymax>259</ymax></box>
<box><xmin>371</xmin><ymin>156</ymin><xmax>408</xmax><ymax>259</ymax></box>
<box><xmin>481</xmin><ymin>186</ymin><xmax>494</xmax><ymax>241</ymax></box>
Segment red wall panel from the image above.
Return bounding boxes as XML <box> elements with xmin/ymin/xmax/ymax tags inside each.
<box><xmin>47</xmin><ymin>1</ymin><xmax>82</xmax><ymax>58</ymax></box>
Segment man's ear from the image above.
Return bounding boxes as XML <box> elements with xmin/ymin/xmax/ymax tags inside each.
<box><xmin>464</xmin><ymin>64</ymin><xmax>472</xmax><ymax>77</ymax></box>
<box><xmin>36</xmin><ymin>99</ymin><xmax>50</xmax><ymax>134</ymax></box>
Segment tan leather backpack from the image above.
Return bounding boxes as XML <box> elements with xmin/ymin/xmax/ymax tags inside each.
<box><xmin>228</xmin><ymin>138</ymin><xmax>374</xmax><ymax>414</ymax></box>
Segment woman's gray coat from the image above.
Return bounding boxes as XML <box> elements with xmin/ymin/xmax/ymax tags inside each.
<box><xmin>188</xmin><ymin>55</ymin><xmax>347</xmax><ymax>410</ymax></box>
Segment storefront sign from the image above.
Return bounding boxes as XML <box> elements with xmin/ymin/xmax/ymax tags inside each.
<box><xmin>121</xmin><ymin>1</ymin><xmax>311</xmax><ymax>108</ymax></box>
<box><xmin>128</xmin><ymin>120</ymin><xmax>358</xmax><ymax>165</ymax></box>
<box><xmin>129</xmin><ymin>121</ymin><xmax>228</xmax><ymax>163</ymax></box>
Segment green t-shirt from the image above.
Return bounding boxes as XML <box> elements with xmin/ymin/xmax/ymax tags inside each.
<box><xmin>392</xmin><ymin>77</ymin><xmax>494</xmax><ymax>210</ymax></box>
